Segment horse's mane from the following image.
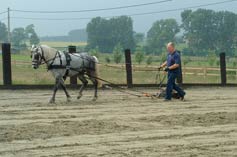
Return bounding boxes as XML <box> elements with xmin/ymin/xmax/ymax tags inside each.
<box><xmin>41</xmin><ymin>45</ymin><xmax>57</xmax><ymax>54</ymax></box>
<box><xmin>40</xmin><ymin>45</ymin><xmax>58</xmax><ymax>59</ymax></box>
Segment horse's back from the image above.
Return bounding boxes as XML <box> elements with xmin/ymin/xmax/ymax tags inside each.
<box><xmin>70</xmin><ymin>52</ymin><xmax>97</xmax><ymax>71</ymax></box>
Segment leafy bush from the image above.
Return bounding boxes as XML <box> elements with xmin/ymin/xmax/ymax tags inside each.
<box><xmin>113</xmin><ymin>43</ymin><xmax>123</xmax><ymax>64</ymax></box>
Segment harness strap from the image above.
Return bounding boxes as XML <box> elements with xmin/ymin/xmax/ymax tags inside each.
<box><xmin>39</xmin><ymin>46</ymin><xmax>46</xmax><ymax>63</ymax></box>
<box><xmin>64</xmin><ymin>51</ymin><xmax>71</xmax><ymax>68</ymax></box>
<box><xmin>63</xmin><ymin>51</ymin><xmax>72</xmax><ymax>80</ymax></box>
<box><xmin>47</xmin><ymin>52</ymin><xmax>96</xmax><ymax>79</ymax></box>
<box><xmin>58</xmin><ymin>52</ymin><xmax>62</xmax><ymax>65</ymax></box>
<box><xmin>47</xmin><ymin>51</ymin><xmax>60</xmax><ymax>71</ymax></box>
<box><xmin>48</xmin><ymin>65</ymin><xmax>67</xmax><ymax>70</ymax></box>
<box><xmin>81</xmin><ymin>54</ymin><xmax>85</xmax><ymax>68</ymax></box>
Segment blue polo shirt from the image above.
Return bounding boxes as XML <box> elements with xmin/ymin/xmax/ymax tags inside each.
<box><xmin>167</xmin><ymin>51</ymin><xmax>181</xmax><ymax>74</ymax></box>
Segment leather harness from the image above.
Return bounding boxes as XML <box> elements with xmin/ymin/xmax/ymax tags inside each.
<box><xmin>46</xmin><ymin>52</ymin><xmax>95</xmax><ymax>79</ymax></box>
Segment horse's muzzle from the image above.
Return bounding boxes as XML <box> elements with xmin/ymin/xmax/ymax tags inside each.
<box><xmin>32</xmin><ymin>64</ymin><xmax>39</xmax><ymax>69</ymax></box>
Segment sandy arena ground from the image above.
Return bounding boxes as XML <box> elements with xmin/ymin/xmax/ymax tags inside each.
<box><xmin>0</xmin><ymin>87</ymin><xmax>236</xmax><ymax>157</ymax></box>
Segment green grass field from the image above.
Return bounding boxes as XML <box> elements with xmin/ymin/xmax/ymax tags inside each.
<box><xmin>1</xmin><ymin>53</ymin><xmax>236</xmax><ymax>85</ymax></box>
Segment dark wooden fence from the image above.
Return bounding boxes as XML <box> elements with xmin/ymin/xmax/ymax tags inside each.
<box><xmin>1</xmin><ymin>43</ymin><xmax>12</xmax><ymax>85</ymax></box>
<box><xmin>1</xmin><ymin>43</ymin><xmax>235</xmax><ymax>89</ymax></box>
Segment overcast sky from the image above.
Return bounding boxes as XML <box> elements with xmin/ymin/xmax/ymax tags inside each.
<box><xmin>0</xmin><ymin>0</ymin><xmax>236</xmax><ymax>36</ymax></box>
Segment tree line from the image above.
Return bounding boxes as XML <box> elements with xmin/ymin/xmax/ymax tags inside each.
<box><xmin>86</xmin><ymin>16</ymin><xmax>135</xmax><ymax>53</ymax></box>
<box><xmin>181</xmin><ymin>9</ymin><xmax>237</xmax><ymax>56</ymax></box>
<box><xmin>86</xmin><ymin>9</ymin><xmax>237</xmax><ymax>56</ymax></box>
<box><xmin>40</xmin><ymin>29</ymin><xmax>88</xmax><ymax>42</ymax></box>
<box><xmin>0</xmin><ymin>23</ymin><xmax>40</xmax><ymax>51</ymax></box>
<box><xmin>0</xmin><ymin>8</ymin><xmax>236</xmax><ymax>56</ymax></box>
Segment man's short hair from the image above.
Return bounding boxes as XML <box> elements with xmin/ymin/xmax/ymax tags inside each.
<box><xmin>167</xmin><ymin>42</ymin><xmax>175</xmax><ymax>48</ymax></box>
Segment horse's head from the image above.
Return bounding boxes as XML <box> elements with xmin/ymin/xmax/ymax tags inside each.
<box><xmin>30</xmin><ymin>45</ymin><xmax>44</xmax><ymax>69</ymax></box>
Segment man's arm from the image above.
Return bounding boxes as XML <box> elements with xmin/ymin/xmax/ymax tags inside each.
<box><xmin>167</xmin><ymin>63</ymin><xmax>179</xmax><ymax>70</ymax></box>
<box><xmin>160</xmin><ymin>61</ymin><xmax>167</xmax><ymax>68</ymax></box>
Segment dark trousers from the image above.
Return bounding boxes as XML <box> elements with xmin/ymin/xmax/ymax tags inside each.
<box><xmin>165</xmin><ymin>72</ymin><xmax>185</xmax><ymax>100</ymax></box>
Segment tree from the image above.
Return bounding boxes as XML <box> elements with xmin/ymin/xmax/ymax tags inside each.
<box><xmin>134</xmin><ymin>32</ymin><xmax>145</xmax><ymax>45</ymax></box>
<box><xmin>0</xmin><ymin>21</ymin><xmax>7</xmax><ymax>42</ymax></box>
<box><xmin>214</xmin><ymin>11</ymin><xmax>237</xmax><ymax>55</ymax></box>
<box><xmin>233</xmin><ymin>60</ymin><xmax>237</xmax><ymax>68</ymax></box>
<box><xmin>113</xmin><ymin>43</ymin><xmax>123</xmax><ymax>64</ymax></box>
<box><xmin>216</xmin><ymin>60</ymin><xmax>220</xmax><ymax>66</ymax></box>
<box><xmin>105</xmin><ymin>55</ymin><xmax>111</xmax><ymax>63</ymax></box>
<box><xmin>182</xmin><ymin>9</ymin><xmax>218</xmax><ymax>53</ymax></box>
<box><xmin>146</xmin><ymin>19</ymin><xmax>180</xmax><ymax>55</ymax></box>
<box><xmin>161</xmin><ymin>52</ymin><xmax>167</xmax><ymax>63</ymax></box>
<box><xmin>208</xmin><ymin>51</ymin><xmax>217</xmax><ymax>67</ymax></box>
<box><xmin>181</xmin><ymin>9</ymin><xmax>237</xmax><ymax>56</ymax></box>
<box><xmin>11</xmin><ymin>27</ymin><xmax>27</xmax><ymax>48</ymax></box>
<box><xmin>183</xmin><ymin>56</ymin><xmax>191</xmax><ymax>66</ymax></box>
<box><xmin>87</xmin><ymin>17</ymin><xmax>111</xmax><ymax>52</ymax></box>
<box><xmin>11</xmin><ymin>24</ymin><xmax>40</xmax><ymax>51</ymax></box>
<box><xmin>87</xmin><ymin>16</ymin><xmax>135</xmax><ymax>53</ymax></box>
<box><xmin>29</xmin><ymin>32</ymin><xmax>40</xmax><ymax>45</ymax></box>
<box><xmin>25</xmin><ymin>24</ymin><xmax>40</xmax><ymax>45</ymax></box>
<box><xmin>135</xmin><ymin>46</ymin><xmax>145</xmax><ymax>64</ymax></box>
<box><xmin>89</xmin><ymin>46</ymin><xmax>100</xmax><ymax>58</ymax></box>
<box><xmin>146</xmin><ymin>55</ymin><xmax>153</xmax><ymax>65</ymax></box>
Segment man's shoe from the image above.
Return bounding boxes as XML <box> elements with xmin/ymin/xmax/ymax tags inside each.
<box><xmin>180</xmin><ymin>93</ymin><xmax>185</xmax><ymax>101</ymax></box>
<box><xmin>164</xmin><ymin>99</ymin><xmax>171</xmax><ymax>102</ymax></box>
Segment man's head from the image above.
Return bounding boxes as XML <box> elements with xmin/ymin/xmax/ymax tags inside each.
<box><xmin>167</xmin><ymin>42</ymin><xmax>175</xmax><ymax>53</ymax></box>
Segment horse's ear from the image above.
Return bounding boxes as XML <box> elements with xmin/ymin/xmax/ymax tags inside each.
<box><xmin>31</xmin><ymin>45</ymin><xmax>36</xmax><ymax>49</ymax></box>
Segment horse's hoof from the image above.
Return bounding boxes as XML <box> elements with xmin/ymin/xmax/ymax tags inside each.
<box><xmin>77</xmin><ymin>94</ymin><xmax>82</xmax><ymax>99</ymax></box>
<box><xmin>67</xmin><ymin>96</ymin><xmax>72</xmax><ymax>102</ymax></box>
<box><xmin>67</xmin><ymin>97</ymin><xmax>72</xmax><ymax>102</ymax></box>
<box><xmin>49</xmin><ymin>99</ymin><xmax>55</xmax><ymax>104</ymax></box>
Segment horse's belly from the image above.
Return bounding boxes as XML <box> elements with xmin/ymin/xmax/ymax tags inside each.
<box><xmin>68</xmin><ymin>71</ymin><xmax>78</xmax><ymax>77</ymax></box>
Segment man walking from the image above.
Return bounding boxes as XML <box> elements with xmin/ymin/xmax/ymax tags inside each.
<box><xmin>160</xmin><ymin>42</ymin><xmax>185</xmax><ymax>101</ymax></box>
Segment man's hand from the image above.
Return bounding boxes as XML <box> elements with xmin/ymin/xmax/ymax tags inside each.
<box><xmin>160</xmin><ymin>61</ymin><xmax>167</xmax><ymax>69</ymax></box>
<box><xmin>164</xmin><ymin>67</ymin><xmax>170</xmax><ymax>72</ymax></box>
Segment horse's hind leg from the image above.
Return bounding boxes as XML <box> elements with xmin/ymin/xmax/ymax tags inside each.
<box><xmin>77</xmin><ymin>74</ymin><xmax>88</xmax><ymax>99</ymax></box>
<box><xmin>92</xmin><ymin>80</ymin><xmax>98</xmax><ymax>101</ymax></box>
<box><xmin>89</xmin><ymin>73</ymin><xmax>98</xmax><ymax>101</ymax></box>
<box><xmin>60</xmin><ymin>78</ymin><xmax>71</xmax><ymax>102</ymax></box>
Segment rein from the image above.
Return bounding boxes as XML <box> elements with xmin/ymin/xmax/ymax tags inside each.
<box><xmin>33</xmin><ymin>46</ymin><xmax>167</xmax><ymax>98</ymax></box>
<box><xmin>35</xmin><ymin>46</ymin><xmax>60</xmax><ymax>68</ymax></box>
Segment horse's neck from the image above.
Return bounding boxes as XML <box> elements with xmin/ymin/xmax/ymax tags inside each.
<box><xmin>42</xmin><ymin>46</ymin><xmax>58</xmax><ymax>63</ymax></box>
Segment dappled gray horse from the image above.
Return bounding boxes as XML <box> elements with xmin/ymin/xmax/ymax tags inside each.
<box><xmin>31</xmin><ymin>45</ymin><xmax>101</xmax><ymax>103</ymax></box>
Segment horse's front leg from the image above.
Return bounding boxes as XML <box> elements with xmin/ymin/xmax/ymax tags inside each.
<box><xmin>49</xmin><ymin>77</ymin><xmax>60</xmax><ymax>103</ymax></box>
<box><xmin>60</xmin><ymin>78</ymin><xmax>71</xmax><ymax>102</ymax></box>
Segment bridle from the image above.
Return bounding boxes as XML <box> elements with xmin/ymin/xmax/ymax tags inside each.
<box><xmin>38</xmin><ymin>46</ymin><xmax>48</xmax><ymax>65</ymax></box>
<box><xmin>31</xmin><ymin>46</ymin><xmax>47</xmax><ymax>66</ymax></box>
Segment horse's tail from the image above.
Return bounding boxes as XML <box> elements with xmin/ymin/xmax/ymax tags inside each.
<box><xmin>93</xmin><ymin>56</ymin><xmax>102</xmax><ymax>88</ymax></box>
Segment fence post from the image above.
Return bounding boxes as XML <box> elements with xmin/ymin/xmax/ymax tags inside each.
<box><xmin>220</xmin><ymin>52</ymin><xmax>226</xmax><ymax>86</ymax></box>
<box><xmin>177</xmin><ymin>50</ymin><xmax>183</xmax><ymax>85</ymax></box>
<box><xmin>1</xmin><ymin>43</ymin><xmax>12</xmax><ymax>85</ymax></box>
<box><xmin>124</xmin><ymin>49</ymin><xmax>133</xmax><ymax>88</ymax></box>
<box><xmin>68</xmin><ymin>45</ymin><xmax>77</xmax><ymax>85</ymax></box>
